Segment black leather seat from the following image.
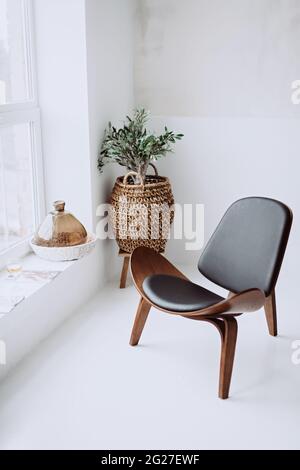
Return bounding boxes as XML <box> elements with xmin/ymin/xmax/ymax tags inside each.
<box><xmin>143</xmin><ymin>274</ymin><xmax>224</xmax><ymax>312</ymax></box>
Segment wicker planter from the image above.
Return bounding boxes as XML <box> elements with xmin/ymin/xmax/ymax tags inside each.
<box><xmin>110</xmin><ymin>167</ymin><xmax>174</xmax><ymax>253</ymax></box>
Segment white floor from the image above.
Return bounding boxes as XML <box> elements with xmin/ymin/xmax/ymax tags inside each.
<box><xmin>0</xmin><ymin>266</ymin><xmax>299</xmax><ymax>450</ymax></box>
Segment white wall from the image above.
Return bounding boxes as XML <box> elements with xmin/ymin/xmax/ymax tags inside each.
<box><xmin>136</xmin><ymin>0</ymin><xmax>300</xmax><ymax>118</ymax></box>
<box><xmin>34</xmin><ymin>0</ymin><xmax>135</xmax><ymax>270</ymax></box>
<box><xmin>85</xmin><ymin>0</ymin><xmax>135</xmax><ymax>281</ymax></box>
<box><xmin>34</xmin><ymin>0</ymin><xmax>135</xmax><ymax>285</ymax></box>
<box><xmin>135</xmin><ymin>0</ymin><xmax>300</xmax><ymax>301</ymax></box>
<box><xmin>0</xmin><ymin>0</ymin><xmax>135</xmax><ymax>381</ymax></box>
<box><xmin>34</xmin><ymin>0</ymin><xmax>93</xmax><ymax>229</ymax></box>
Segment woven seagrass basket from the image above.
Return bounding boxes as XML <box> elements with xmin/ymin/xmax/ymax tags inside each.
<box><xmin>110</xmin><ymin>165</ymin><xmax>174</xmax><ymax>253</ymax></box>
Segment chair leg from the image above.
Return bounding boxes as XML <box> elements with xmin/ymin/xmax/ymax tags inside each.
<box><xmin>120</xmin><ymin>256</ymin><xmax>130</xmax><ymax>289</ymax></box>
<box><xmin>264</xmin><ymin>290</ymin><xmax>277</xmax><ymax>337</ymax></box>
<box><xmin>205</xmin><ymin>316</ymin><xmax>238</xmax><ymax>399</ymax></box>
<box><xmin>130</xmin><ymin>297</ymin><xmax>151</xmax><ymax>346</ymax></box>
<box><xmin>218</xmin><ymin>316</ymin><xmax>238</xmax><ymax>399</ymax></box>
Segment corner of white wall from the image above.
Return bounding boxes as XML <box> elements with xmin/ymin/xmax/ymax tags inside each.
<box><xmin>84</xmin><ymin>0</ymin><xmax>136</xmax><ymax>282</ymax></box>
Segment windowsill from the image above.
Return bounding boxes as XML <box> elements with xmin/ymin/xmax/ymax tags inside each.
<box><xmin>0</xmin><ymin>252</ymin><xmax>76</xmax><ymax>317</ymax></box>
<box><xmin>0</xmin><ymin>237</ymin><xmax>33</xmax><ymax>271</ymax></box>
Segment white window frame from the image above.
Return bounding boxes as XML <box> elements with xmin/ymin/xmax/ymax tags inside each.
<box><xmin>0</xmin><ymin>0</ymin><xmax>45</xmax><ymax>267</ymax></box>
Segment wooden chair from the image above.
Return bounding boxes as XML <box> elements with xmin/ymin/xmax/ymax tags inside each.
<box><xmin>129</xmin><ymin>197</ymin><xmax>293</xmax><ymax>399</ymax></box>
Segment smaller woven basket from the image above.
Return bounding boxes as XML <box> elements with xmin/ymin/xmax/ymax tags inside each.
<box><xmin>110</xmin><ymin>164</ymin><xmax>174</xmax><ymax>253</ymax></box>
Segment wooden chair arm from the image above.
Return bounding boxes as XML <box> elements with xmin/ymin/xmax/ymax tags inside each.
<box><xmin>184</xmin><ymin>288</ymin><xmax>266</xmax><ymax>318</ymax></box>
<box><xmin>130</xmin><ymin>247</ymin><xmax>188</xmax><ymax>295</ymax></box>
<box><xmin>222</xmin><ymin>288</ymin><xmax>266</xmax><ymax>313</ymax></box>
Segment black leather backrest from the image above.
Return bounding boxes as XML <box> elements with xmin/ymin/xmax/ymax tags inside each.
<box><xmin>198</xmin><ymin>197</ymin><xmax>292</xmax><ymax>296</ymax></box>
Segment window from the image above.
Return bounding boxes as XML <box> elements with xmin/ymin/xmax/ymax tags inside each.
<box><xmin>0</xmin><ymin>0</ymin><xmax>44</xmax><ymax>258</ymax></box>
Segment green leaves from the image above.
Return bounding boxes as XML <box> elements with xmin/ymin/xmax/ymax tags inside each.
<box><xmin>98</xmin><ymin>108</ymin><xmax>184</xmax><ymax>180</ymax></box>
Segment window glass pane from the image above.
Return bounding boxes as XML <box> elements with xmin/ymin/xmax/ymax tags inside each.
<box><xmin>0</xmin><ymin>0</ymin><xmax>30</xmax><ymax>105</ymax></box>
<box><xmin>0</xmin><ymin>123</ymin><xmax>35</xmax><ymax>251</ymax></box>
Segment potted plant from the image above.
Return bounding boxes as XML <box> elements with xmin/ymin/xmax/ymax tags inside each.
<box><xmin>98</xmin><ymin>108</ymin><xmax>183</xmax><ymax>253</ymax></box>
